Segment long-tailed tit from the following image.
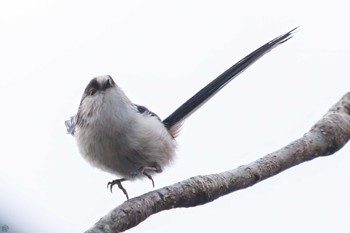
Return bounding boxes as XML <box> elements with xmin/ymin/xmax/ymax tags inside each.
<box><xmin>65</xmin><ymin>28</ymin><xmax>297</xmax><ymax>199</ymax></box>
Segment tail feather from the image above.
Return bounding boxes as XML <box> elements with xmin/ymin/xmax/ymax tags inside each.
<box><xmin>162</xmin><ymin>27</ymin><xmax>297</xmax><ymax>134</ymax></box>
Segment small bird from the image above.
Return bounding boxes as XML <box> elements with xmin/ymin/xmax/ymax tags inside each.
<box><xmin>65</xmin><ymin>28</ymin><xmax>296</xmax><ymax>199</ymax></box>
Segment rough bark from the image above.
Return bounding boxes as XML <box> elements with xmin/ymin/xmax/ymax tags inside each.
<box><xmin>85</xmin><ymin>92</ymin><xmax>350</xmax><ymax>233</ymax></box>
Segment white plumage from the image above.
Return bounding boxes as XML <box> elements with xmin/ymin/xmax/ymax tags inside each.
<box><xmin>75</xmin><ymin>76</ymin><xmax>176</xmax><ymax>179</ymax></box>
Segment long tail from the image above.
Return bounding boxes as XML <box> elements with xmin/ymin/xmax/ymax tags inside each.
<box><xmin>162</xmin><ymin>27</ymin><xmax>297</xmax><ymax>135</ymax></box>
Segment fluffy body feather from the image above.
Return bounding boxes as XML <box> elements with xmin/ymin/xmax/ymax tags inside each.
<box><xmin>75</xmin><ymin>76</ymin><xmax>175</xmax><ymax>179</ymax></box>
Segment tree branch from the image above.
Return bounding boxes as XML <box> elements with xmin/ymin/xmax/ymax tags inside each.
<box><xmin>85</xmin><ymin>92</ymin><xmax>350</xmax><ymax>233</ymax></box>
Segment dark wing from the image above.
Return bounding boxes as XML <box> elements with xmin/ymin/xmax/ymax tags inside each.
<box><xmin>65</xmin><ymin>115</ymin><xmax>77</xmax><ymax>135</ymax></box>
<box><xmin>162</xmin><ymin>27</ymin><xmax>297</xmax><ymax>131</ymax></box>
<box><xmin>135</xmin><ymin>104</ymin><xmax>162</xmax><ymax>121</ymax></box>
<box><xmin>65</xmin><ymin>105</ymin><xmax>160</xmax><ymax>136</ymax></box>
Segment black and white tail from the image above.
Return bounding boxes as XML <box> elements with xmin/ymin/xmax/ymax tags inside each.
<box><xmin>162</xmin><ymin>27</ymin><xmax>297</xmax><ymax>137</ymax></box>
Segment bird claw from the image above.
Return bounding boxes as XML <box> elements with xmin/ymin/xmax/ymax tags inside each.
<box><xmin>107</xmin><ymin>178</ymin><xmax>129</xmax><ymax>200</ymax></box>
<box><xmin>106</xmin><ymin>166</ymin><xmax>161</xmax><ymax>200</ymax></box>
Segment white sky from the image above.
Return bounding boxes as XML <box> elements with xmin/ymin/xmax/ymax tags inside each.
<box><xmin>1</xmin><ymin>1</ymin><xmax>350</xmax><ymax>232</ymax></box>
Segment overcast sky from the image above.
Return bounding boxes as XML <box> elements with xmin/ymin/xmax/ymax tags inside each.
<box><xmin>1</xmin><ymin>1</ymin><xmax>350</xmax><ymax>232</ymax></box>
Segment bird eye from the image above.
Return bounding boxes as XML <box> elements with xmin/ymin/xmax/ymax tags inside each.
<box><xmin>102</xmin><ymin>78</ymin><xmax>112</xmax><ymax>90</ymax></box>
<box><xmin>89</xmin><ymin>87</ymin><xmax>96</xmax><ymax>95</ymax></box>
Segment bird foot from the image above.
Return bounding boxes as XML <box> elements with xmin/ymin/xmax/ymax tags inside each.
<box><xmin>107</xmin><ymin>178</ymin><xmax>129</xmax><ymax>200</ymax></box>
<box><xmin>130</xmin><ymin>165</ymin><xmax>162</xmax><ymax>188</ymax></box>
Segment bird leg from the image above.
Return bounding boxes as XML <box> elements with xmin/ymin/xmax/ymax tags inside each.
<box><xmin>131</xmin><ymin>165</ymin><xmax>162</xmax><ymax>188</ymax></box>
<box><xmin>107</xmin><ymin>178</ymin><xmax>129</xmax><ymax>200</ymax></box>
<box><xmin>107</xmin><ymin>165</ymin><xmax>162</xmax><ymax>200</ymax></box>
